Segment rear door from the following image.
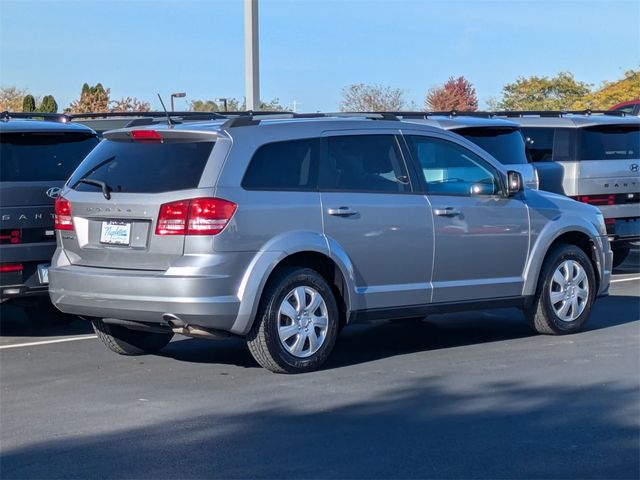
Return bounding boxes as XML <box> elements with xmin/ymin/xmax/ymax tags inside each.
<box><xmin>403</xmin><ymin>133</ymin><xmax>529</xmax><ymax>303</ymax></box>
<box><xmin>60</xmin><ymin>132</ymin><xmax>217</xmax><ymax>271</ymax></box>
<box><xmin>319</xmin><ymin>132</ymin><xmax>434</xmax><ymax>311</ymax></box>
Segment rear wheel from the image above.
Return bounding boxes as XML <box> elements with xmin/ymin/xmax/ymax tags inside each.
<box><xmin>612</xmin><ymin>245</ymin><xmax>630</xmax><ymax>269</ymax></box>
<box><xmin>247</xmin><ymin>267</ymin><xmax>339</xmax><ymax>373</ymax></box>
<box><xmin>92</xmin><ymin>318</ymin><xmax>174</xmax><ymax>355</ymax></box>
<box><xmin>525</xmin><ymin>244</ymin><xmax>596</xmax><ymax>335</ymax></box>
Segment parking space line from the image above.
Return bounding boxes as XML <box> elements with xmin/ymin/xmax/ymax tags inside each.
<box><xmin>610</xmin><ymin>276</ymin><xmax>640</xmax><ymax>284</ymax></box>
<box><xmin>0</xmin><ymin>335</ymin><xmax>97</xmax><ymax>350</ymax></box>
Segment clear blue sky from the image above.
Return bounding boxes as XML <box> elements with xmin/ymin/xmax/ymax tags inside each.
<box><xmin>1</xmin><ymin>0</ymin><xmax>638</xmax><ymax>111</ymax></box>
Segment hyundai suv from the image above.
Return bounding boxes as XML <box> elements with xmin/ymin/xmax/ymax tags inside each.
<box><xmin>502</xmin><ymin>112</ymin><xmax>639</xmax><ymax>267</ymax></box>
<box><xmin>0</xmin><ymin>114</ymin><xmax>98</xmax><ymax>320</ymax></box>
<box><xmin>49</xmin><ymin>114</ymin><xmax>612</xmax><ymax>373</ymax></box>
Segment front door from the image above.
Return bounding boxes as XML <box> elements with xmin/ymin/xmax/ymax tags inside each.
<box><xmin>404</xmin><ymin>134</ymin><xmax>530</xmax><ymax>303</ymax></box>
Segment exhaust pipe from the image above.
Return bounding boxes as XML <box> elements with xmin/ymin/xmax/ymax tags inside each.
<box><xmin>163</xmin><ymin>313</ymin><xmax>229</xmax><ymax>339</ymax></box>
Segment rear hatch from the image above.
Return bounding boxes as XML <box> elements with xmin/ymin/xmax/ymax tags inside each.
<box><xmin>59</xmin><ymin>129</ymin><xmax>217</xmax><ymax>271</ymax></box>
<box><xmin>575</xmin><ymin>124</ymin><xmax>640</xmax><ymax>198</ymax></box>
<box><xmin>454</xmin><ymin>126</ymin><xmax>538</xmax><ymax>188</ymax></box>
<box><xmin>0</xmin><ymin>130</ymin><xmax>98</xmax><ymax>242</ymax></box>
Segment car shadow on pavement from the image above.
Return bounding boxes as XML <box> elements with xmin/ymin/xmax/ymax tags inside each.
<box><xmin>0</xmin><ymin>303</ymin><xmax>93</xmax><ymax>338</ymax></box>
<box><xmin>159</xmin><ymin>295</ymin><xmax>639</xmax><ymax>371</ymax></box>
<box><xmin>1</xmin><ymin>377</ymin><xmax>637</xmax><ymax>479</ymax></box>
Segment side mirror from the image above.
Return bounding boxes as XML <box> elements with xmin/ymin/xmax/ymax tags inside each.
<box><xmin>507</xmin><ymin>171</ymin><xmax>524</xmax><ymax>196</ymax></box>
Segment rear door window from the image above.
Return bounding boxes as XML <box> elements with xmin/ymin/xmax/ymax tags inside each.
<box><xmin>242</xmin><ymin>138</ymin><xmax>319</xmax><ymax>190</ymax></box>
<box><xmin>456</xmin><ymin>127</ymin><xmax>528</xmax><ymax>165</ymax></box>
<box><xmin>320</xmin><ymin>134</ymin><xmax>410</xmax><ymax>193</ymax></box>
<box><xmin>0</xmin><ymin>132</ymin><xmax>98</xmax><ymax>182</ymax></box>
<box><xmin>68</xmin><ymin>140</ymin><xmax>214</xmax><ymax>193</ymax></box>
<box><xmin>578</xmin><ymin>125</ymin><xmax>640</xmax><ymax>160</ymax></box>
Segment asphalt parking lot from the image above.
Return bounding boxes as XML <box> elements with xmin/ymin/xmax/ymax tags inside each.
<box><xmin>1</xmin><ymin>251</ymin><xmax>638</xmax><ymax>479</ymax></box>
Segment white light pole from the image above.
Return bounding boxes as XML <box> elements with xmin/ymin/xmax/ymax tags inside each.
<box><xmin>244</xmin><ymin>0</ymin><xmax>260</xmax><ymax>111</ymax></box>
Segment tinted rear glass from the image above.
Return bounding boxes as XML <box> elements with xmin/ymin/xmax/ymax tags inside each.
<box><xmin>521</xmin><ymin>127</ymin><xmax>555</xmax><ymax>162</ymax></box>
<box><xmin>242</xmin><ymin>138</ymin><xmax>319</xmax><ymax>190</ymax></box>
<box><xmin>68</xmin><ymin>140</ymin><xmax>214</xmax><ymax>194</ymax></box>
<box><xmin>579</xmin><ymin>125</ymin><xmax>640</xmax><ymax>160</ymax></box>
<box><xmin>456</xmin><ymin>127</ymin><xmax>528</xmax><ymax>165</ymax></box>
<box><xmin>0</xmin><ymin>132</ymin><xmax>98</xmax><ymax>182</ymax></box>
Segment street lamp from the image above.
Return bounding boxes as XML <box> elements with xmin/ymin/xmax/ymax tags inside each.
<box><xmin>215</xmin><ymin>98</ymin><xmax>229</xmax><ymax>112</ymax></box>
<box><xmin>170</xmin><ymin>92</ymin><xmax>186</xmax><ymax>112</ymax></box>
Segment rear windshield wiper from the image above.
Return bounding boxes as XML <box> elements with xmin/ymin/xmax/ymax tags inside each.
<box><xmin>75</xmin><ymin>178</ymin><xmax>112</xmax><ymax>200</ymax></box>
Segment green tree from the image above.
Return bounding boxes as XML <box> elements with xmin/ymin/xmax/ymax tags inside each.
<box><xmin>495</xmin><ymin>72</ymin><xmax>591</xmax><ymax>110</ymax></box>
<box><xmin>339</xmin><ymin>83</ymin><xmax>406</xmax><ymax>112</ymax></box>
<box><xmin>425</xmin><ymin>76</ymin><xmax>478</xmax><ymax>111</ymax></box>
<box><xmin>66</xmin><ymin>83</ymin><xmax>110</xmax><ymax>113</ymax></box>
<box><xmin>571</xmin><ymin>69</ymin><xmax>640</xmax><ymax>110</ymax></box>
<box><xmin>38</xmin><ymin>95</ymin><xmax>58</xmax><ymax>113</ymax></box>
<box><xmin>189</xmin><ymin>97</ymin><xmax>285</xmax><ymax>112</ymax></box>
<box><xmin>22</xmin><ymin>94</ymin><xmax>37</xmax><ymax>112</ymax></box>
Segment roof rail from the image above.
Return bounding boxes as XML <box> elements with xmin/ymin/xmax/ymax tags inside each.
<box><xmin>0</xmin><ymin>111</ymin><xmax>71</xmax><ymax>123</ymax></box>
<box><xmin>69</xmin><ymin>111</ymin><xmax>230</xmax><ymax>120</ymax></box>
<box><xmin>492</xmin><ymin>110</ymin><xmax>629</xmax><ymax>118</ymax></box>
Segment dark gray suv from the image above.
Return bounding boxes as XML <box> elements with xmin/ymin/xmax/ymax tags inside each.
<box><xmin>0</xmin><ymin>115</ymin><xmax>98</xmax><ymax>320</ymax></box>
<box><xmin>49</xmin><ymin>114</ymin><xmax>612</xmax><ymax>373</ymax></box>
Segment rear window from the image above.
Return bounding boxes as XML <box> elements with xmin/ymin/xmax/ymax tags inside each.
<box><xmin>579</xmin><ymin>125</ymin><xmax>640</xmax><ymax>160</ymax></box>
<box><xmin>456</xmin><ymin>127</ymin><xmax>528</xmax><ymax>165</ymax></box>
<box><xmin>0</xmin><ymin>132</ymin><xmax>98</xmax><ymax>182</ymax></box>
<box><xmin>521</xmin><ymin>127</ymin><xmax>555</xmax><ymax>162</ymax></box>
<box><xmin>68</xmin><ymin>140</ymin><xmax>214</xmax><ymax>194</ymax></box>
<box><xmin>242</xmin><ymin>138</ymin><xmax>319</xmax><ymax>190</ymax></box>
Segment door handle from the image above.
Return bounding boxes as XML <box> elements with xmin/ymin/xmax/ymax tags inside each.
<box><xmin>434</xmin><ymin>207</ymin><xmax>462</xmax><ymax>217</ymax></box>
<box><xmin>327</xmin><ymin>206</ymin><xmax>359</xmax><ymax>217</ymax></box>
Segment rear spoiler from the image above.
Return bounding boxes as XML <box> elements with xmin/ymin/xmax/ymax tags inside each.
<box><xmin>103</xmin><ymin>128</ymin><xmax>220</xmax><ymax>143</ymax></box>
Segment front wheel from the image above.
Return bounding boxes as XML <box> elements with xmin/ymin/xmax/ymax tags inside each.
<box><xmin>92</xmin><ymin>318</ymin><xmax>174</xmax><ymax>355</ymax></box>
<box><xmin>525</xmin><ymin>244</ymin><xmax>596</xmax><ymax>335</ymax></box>
<box><xmin>246</xmin><ymin>267</ymin><xmax>339</xmax><ymax>373</ymax></box>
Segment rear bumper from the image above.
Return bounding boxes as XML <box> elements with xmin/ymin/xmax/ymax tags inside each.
<box><xmin>0</xmin><ymin>263</ymin><xmax>50</xmax><ymax>301</ymax></box>
<box><xmin>47</xmin><ymin>249</ymin><xmax>255</xmax><ymax>333</ymax></box>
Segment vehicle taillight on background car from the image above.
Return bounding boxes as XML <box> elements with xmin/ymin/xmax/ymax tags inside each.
<box><xmin>572</xmin><ymin>194</ymin><xmax>615</xmax><ymax>206</ymax></box>
<box><xmin>54</xmin><ymin>196</ymin><xmax>74</xmax><ymax>230</ymax></box>
<box><xmin>155</xmin><ymin>198</ymin><xmax>237</xmax><ymax>236</ymax></box>
<box><xmin>0</xmin><ymin>229</ymin><xmax>21</xmax><ymax>245</ymax></box>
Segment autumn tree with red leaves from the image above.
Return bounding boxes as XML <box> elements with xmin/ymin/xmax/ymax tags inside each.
<box><xmin>425</xmin><ymin>76</ymin><xmax>478</xmax><ymax>111</ymax></box>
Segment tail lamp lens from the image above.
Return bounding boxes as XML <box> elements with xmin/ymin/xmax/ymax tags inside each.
<box><xmin>54</xmin><ymin>197</ymin><xmax>73</xmax><ymax>230</ymax></box>
<box><xmin>0</xmin><ymin>229</ymin><xmax>21</xmax><ymax>245</ymax></box>
<box><xmin>573</xmin><ymin>194</ymin><xmax>615</xmax><ymax>206</ymax></box>
<box><xmin>155</xmin><ymin>198</ymin><xmax>237</xmax><ymax>236</ymax></box>
<box><xmin>0</xmin><ymin>263</ymin><xmax>23</xmax><ymax>273</ymax></box>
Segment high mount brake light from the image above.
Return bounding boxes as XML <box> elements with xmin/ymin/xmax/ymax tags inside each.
<box><xmin>130</xmin><ymin>130</ymin><xmax>162</xmax><ymax>142</ymax></box>
<box><xmin>156</xmin><ymin>198</ymin><xmax>237</xmax><ymax>236</ymax></box>
<box><xmin>54</xmin><ymin>197</ymin><xmax>73</xmax><ymax>230</ymax></box>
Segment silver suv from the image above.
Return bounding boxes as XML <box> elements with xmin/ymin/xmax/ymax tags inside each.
<box><xmin>49</xmin><ymin>114</ymin><xmax>612</xmax><ymax>373</ymax></box>
<box><xmin>501</xmin><ymin>112</ymin><xmax>639</xmax><ymax>267</ymax></box>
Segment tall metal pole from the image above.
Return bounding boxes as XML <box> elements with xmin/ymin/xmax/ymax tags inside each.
<box><xmin>244</xmin><ymin>0</ymin><xmax>260</xmax><ymax>111</ymax></box>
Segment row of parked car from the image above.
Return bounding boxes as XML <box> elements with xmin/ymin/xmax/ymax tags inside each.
<box><xmin>0</xmin><ymin>108</ymin><xmax>638</xmax><ymax>372</ymax></box>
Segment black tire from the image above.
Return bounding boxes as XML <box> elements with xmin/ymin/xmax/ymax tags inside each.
<box><xmin>612</xmin><ymin>245</ymin><xmax>631</xmax><ymax>269</ymax></box>
<box><xmin>92</xmin><ymin>318</ymin><xmax>174</xmax><ymax>355</ymax></box>
<box><xmin>23</xmin><ymin>299</ymin><xmax>76</xmax><ymax>326</ymax></box>
<box><xmin>246</xmin><ymin>267</ymin><xmax>339</xmax><ymax>374</ymax></box>
<box><xmin>525</xmin><ymin>244</ymin><xmax>596</xmax><ymax>335</ymax></box>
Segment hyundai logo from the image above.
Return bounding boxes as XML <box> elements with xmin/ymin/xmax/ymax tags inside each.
<box><xmin>631</xmin><ymin>164</ymin><xmax>639</xmax><ymax>173</ymax></box>
<box><xmin>46</xmin><ymin>187</ymin><xmax>62</xmax><ymax>199</ymax></box>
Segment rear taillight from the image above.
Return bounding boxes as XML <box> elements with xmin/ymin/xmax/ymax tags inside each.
<box><xmin>54</xmin><ymin>197</ymin><xmax>73</xmax><ymax>230</ymax></box>
<box><xmin>572</xmin><ymin>194</ymin><xmax>615</xmax><ymax>206</ymax></box>
<box><xmin>0</xmin><ymin>229</ymin><xmax>21</xmax><ymax>245</ymax></box>
<box><xmin>0</xmin><ymin>263</ymin><xmax>23</xmax><ymax>273</ymax></box>
<box><xmin>155</xmin><ymin>198</ymin><xmax>237</xmax><ymax>236</ymax></box>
